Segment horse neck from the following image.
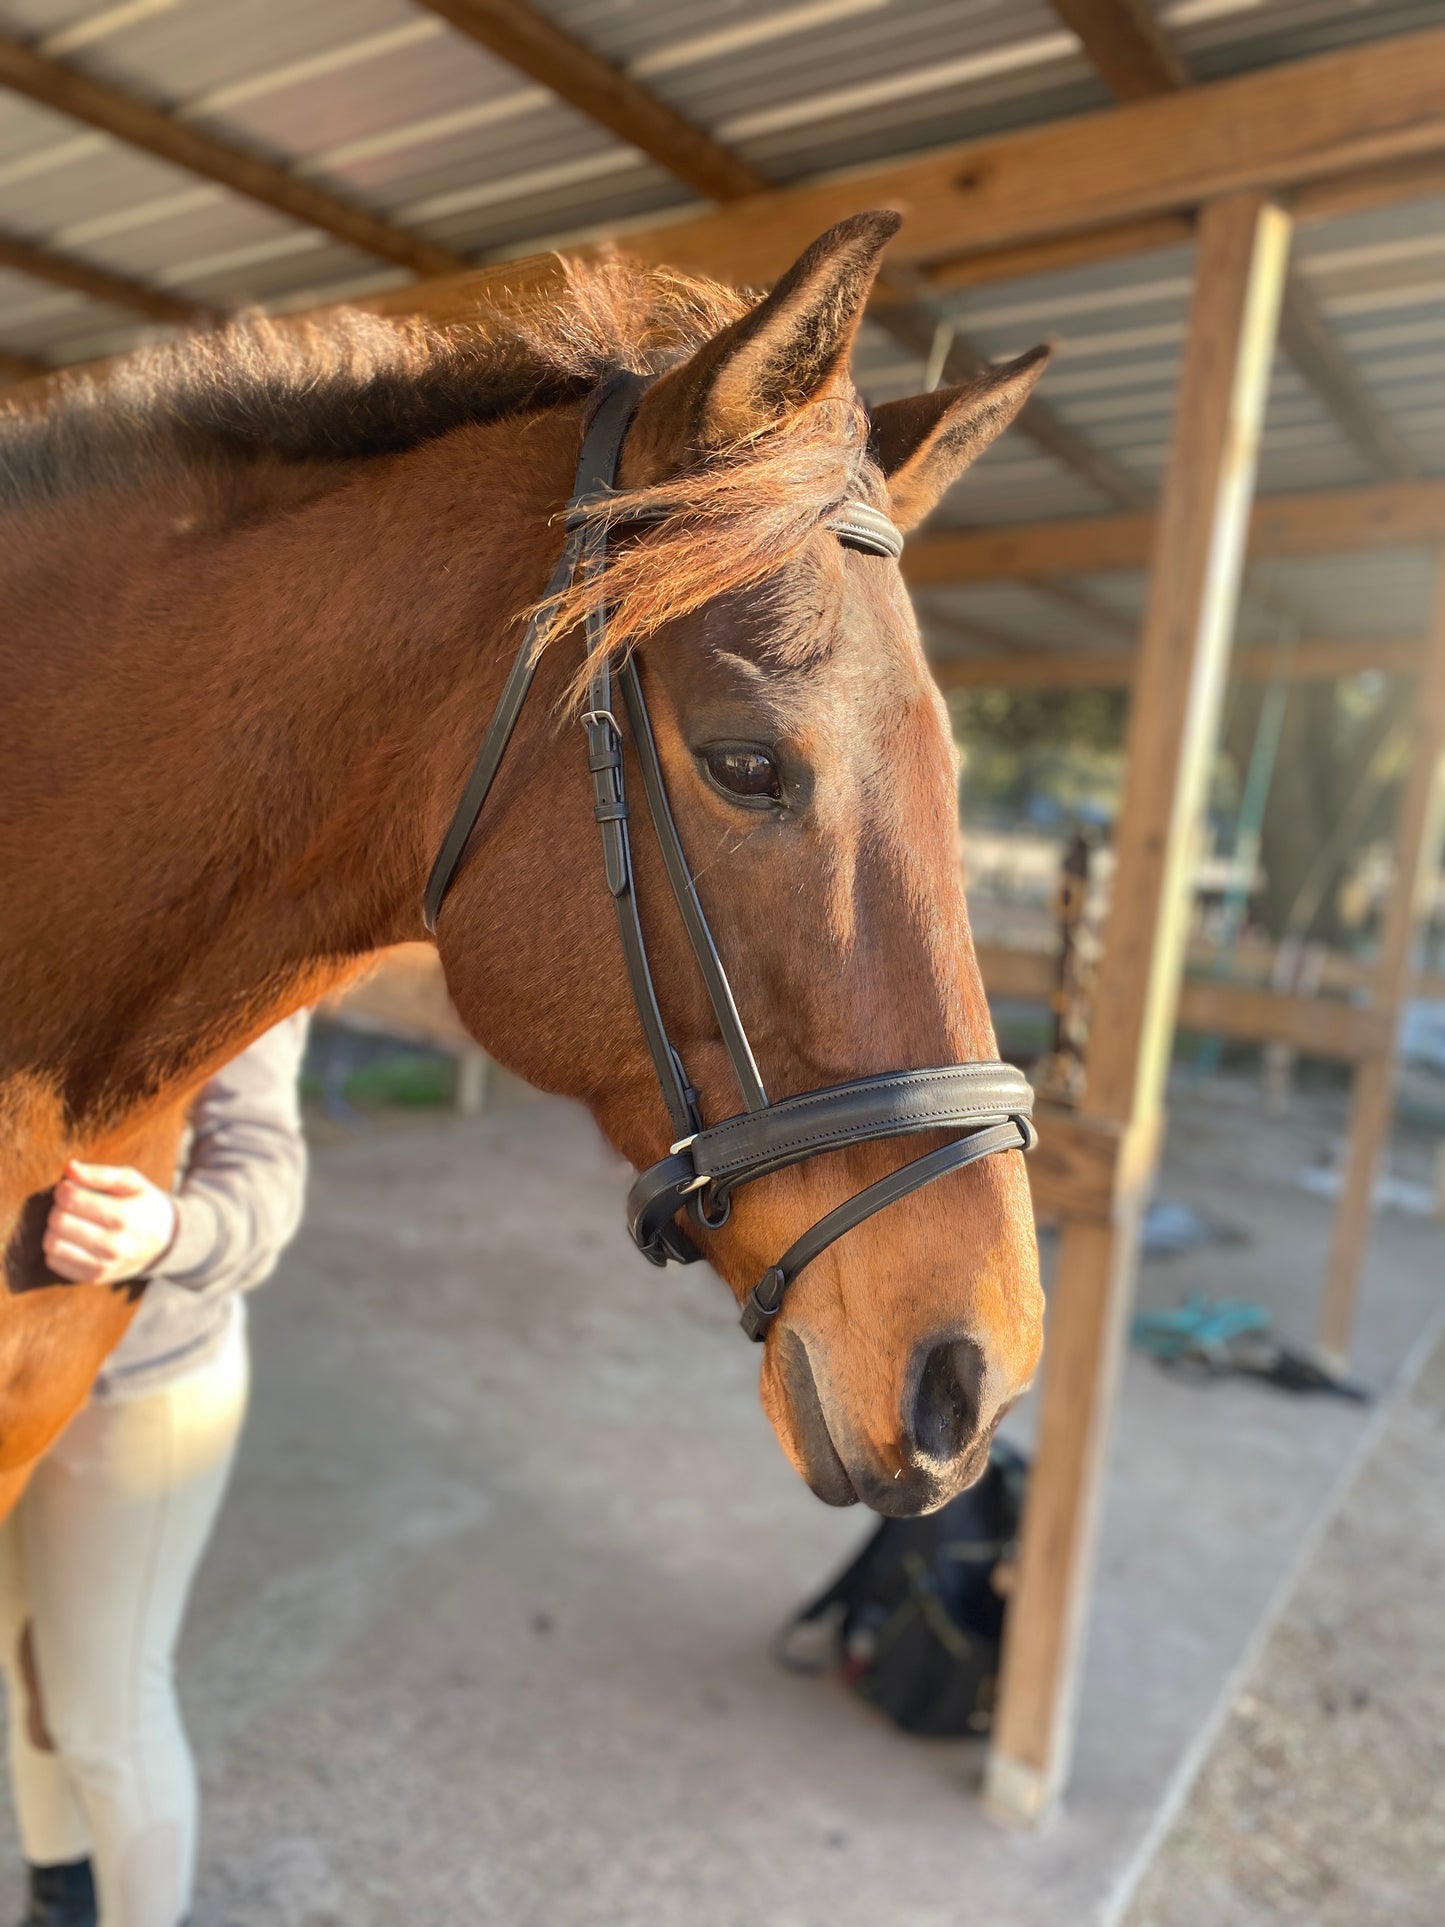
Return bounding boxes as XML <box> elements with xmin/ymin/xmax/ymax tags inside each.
<box><xmin>0</xmin><ymin>410</ymin><xmax>576</xmax><ymax>1174</ymax></box>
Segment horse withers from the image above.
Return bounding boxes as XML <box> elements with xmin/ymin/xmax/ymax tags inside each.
<box><xmin>0</xmin><ymin>211</ymin><xmax>1046</xmax><ymax>1519</ymax></box>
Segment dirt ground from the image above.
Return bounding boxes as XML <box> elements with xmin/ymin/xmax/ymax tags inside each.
<box><xmin>1126</xmin><ymin>1326</ymin><xmax>1445</xmax><ymax>1926</ymax></box>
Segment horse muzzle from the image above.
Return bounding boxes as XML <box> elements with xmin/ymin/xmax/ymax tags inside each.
<box><xmin>767</xmin><ymin>1323</ymin><xmax>1023</xmax><ymax>1518</ymax></box>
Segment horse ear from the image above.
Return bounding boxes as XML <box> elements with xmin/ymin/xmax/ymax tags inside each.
<box><xmin>634</xmin><ymin>210</ymin><xmax>901</xmax><ymax>466</ymax></box>
<box><xmin>868</xmin><ymin>346</ymin><xmax>1051</xmax><ymax>530</ymax></box>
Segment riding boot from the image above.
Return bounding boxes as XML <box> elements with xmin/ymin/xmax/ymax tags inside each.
<box><xmin>16</xmin><ymin>1859</ymin><xmax>96</xmax><ymax>1927</ymax></box>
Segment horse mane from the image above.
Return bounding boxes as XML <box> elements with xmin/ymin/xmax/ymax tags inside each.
<box><xmin>0</xmin><ymin>252</ymin><xmax>875</xmax><ymax>666</ymax></box>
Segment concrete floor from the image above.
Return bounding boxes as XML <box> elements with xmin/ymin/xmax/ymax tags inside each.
<box><xmin>1</xmin><ymin>1071</ymin><xmax>1439</xmax><ymax>1925</ymax></box>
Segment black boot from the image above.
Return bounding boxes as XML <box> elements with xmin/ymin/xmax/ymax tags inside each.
<box><xmin>17</xmin><ymin>1859</ymin><xmax>96</xmax><ymax>1927</ymax></box>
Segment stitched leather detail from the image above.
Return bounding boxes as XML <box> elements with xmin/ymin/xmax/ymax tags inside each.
<box><xmin>691</xmin><ymin>1065</ymin><xmax>1033</xmax><ymax>1182</ymax></box>
<box><xmin>824</xmin><ymin>504</ymin><xmax>904</xmax><ymax>558</ymax></box>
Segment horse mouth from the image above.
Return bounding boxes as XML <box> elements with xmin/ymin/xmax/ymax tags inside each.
<box><xmin>773</xmin><ymin>1327</ymin><xmax>860</xmax><ymax>1508</ymax></box>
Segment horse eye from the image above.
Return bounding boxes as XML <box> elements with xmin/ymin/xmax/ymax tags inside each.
<box><xmin>703</xmin><ymin>745</ymin><xmax>782</xmax><ymax>802</ymax></box>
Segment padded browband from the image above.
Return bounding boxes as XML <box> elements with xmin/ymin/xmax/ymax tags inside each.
<box><xmin>568</xmin><ymin>492</ymin><xmax>904</xmax><ymax>559</ymax></box>
<box><xmin>824</xmin><ymin>500</ymin><xmax>904</xmax><ymax>558</ymax></box>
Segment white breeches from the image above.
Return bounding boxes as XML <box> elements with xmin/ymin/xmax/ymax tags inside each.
<box><xmin>0</xmin><ymin>1309</ymin><xmax>248</xmax><ymax>1927</ymax></box>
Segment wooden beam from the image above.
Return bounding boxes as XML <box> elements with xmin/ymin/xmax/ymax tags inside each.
<box><xmin>0</xmin><ymin>228</ymin><xmax>199</xmax><ymax>325</ymax></box>
<box><xmin>1292</xmin><ymin>153</ymin><xmax>1445</xmax><ymax>227</ymax></box>
<box><xmin>1178</xmin><ymin>977</ymin><xmax>1389</xmax><ymax>1062</ymax></box>
<box><xmin>935</xmin><ymin>635</ymin><xmax>1425</xmax><ymax>689</ymax></box>
<box><xmin>905</xmin><ymin>481</ymin><xmax>1445</xmax><ymax>585</ymax></box>
<box><xmin>1024</xmin><ymin>1107</ymin><xmax>1141</xmax><ymax>1224</ymax></box>
<box><xmin>976</xmin><ymin>941</ymin><xmax>1389</xmax><ymax>1060</ymax></box>
<box><xmin>986</xmin><ymin>193</ymin><xmax>1292</xmax><ymax>1823</ymax></box>
<box><xmin>1048</xmin><ymin>0</ymin><xmax>1189</xmax><ymax>99</ymax></box>
<box><xmin>1054</xmin><ymin>4</ymin><xmax>1417</xmax><ymax>488</ymax></box>
<box><xmin>981</xmin><ymin>936</ymin><xmax>1445</xmax><ymax>1005</ymax></box>
<box><xmin>926</xmin><ymin>212</ymin><xmax>1195</xmax><ymax>295</ymax></box>
<box><xmin>573</xmin><ymin>30</ymin><xmax>1445</xmax><ymax>289</ymax></box>
<box><xmin>899</xmin><ymin>154</ymin><xmax>1445</xmax><ymax>300</ymax></box>
<box><xmin>0</xmin><ymin>33</ymin><xmax>466</xmax><ymax>279</ymax></box>
<box><xmin>1317</xmin><ymin>556</ymin><xmax>1445</xmax><ymax>1365</ymax></box>
<box><xmin>152</xmin><ymin>39</ymin><xmax>1442</xmax><ymax>345</ymax></box>
<box><xmin>414</xmin><ymin>0</ymin><xmax>765</xmax><ymax>204</ymax></box>
<box><xmin>1277</xmin><ymin>271</ymin><xmax>1421</xmax><ymax>482</ymax></box>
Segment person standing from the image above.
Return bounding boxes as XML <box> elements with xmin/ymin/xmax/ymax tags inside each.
<box><xmin>0</xmin><ymin>1014</ymin><xmax>310</xmax><ymax>1927</ymax></box>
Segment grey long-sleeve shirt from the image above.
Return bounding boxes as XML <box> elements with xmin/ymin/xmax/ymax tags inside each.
<box><xmin>95</xmin><ymin>1011</ymin><xmax>310</xmax><ymax>1398</ymax></box>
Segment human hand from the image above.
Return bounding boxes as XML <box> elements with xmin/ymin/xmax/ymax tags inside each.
<box><xmin>44</xmin><ymin>1161</ymin><xmax>178</xmax><ymax>1286</ymax></box>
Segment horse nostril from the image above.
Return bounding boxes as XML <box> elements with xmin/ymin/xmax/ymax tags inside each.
<box><xmin>909</xmin><ymin>1337</ymin><xmax>987</xmax><ymax>1462</ymax></box>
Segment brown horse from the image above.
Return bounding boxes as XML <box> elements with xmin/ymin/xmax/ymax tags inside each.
<box><xmin>0</xmin><ymin>211</ymin><xmax>1045</xmax><ymax>1520</ymax></box>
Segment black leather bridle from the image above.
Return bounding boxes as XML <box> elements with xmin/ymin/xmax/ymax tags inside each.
<box><xmin>424</xmin><ymin>372</ymin><xmax>1036</xmax><ymax>1341</ymax></box>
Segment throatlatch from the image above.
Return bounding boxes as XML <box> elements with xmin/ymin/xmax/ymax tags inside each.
<box><xmin>424</xmin><ymin>372</ymin><xmax>1036</xmax><ymax>1341</ymax></box>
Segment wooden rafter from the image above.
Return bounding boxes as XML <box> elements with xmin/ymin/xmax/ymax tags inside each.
<box><xmin>0</xmin><ymin>229</ymin><xmax>200</xmax><ymax>325</ymax></box>
<box><xmin>575</xmin><ymin>30</ymin><xmax>1445</xmax><ymax>289</ymax></box>
<box><xmin>903</xmin><ymin>481</ymin><xmax>1445</xmax><ymax>584</ymax></box>
<box><xmin>0</xmin><ymin>33</ymin><xmax>466</xmax><ymax>280</ymax></box>
<box><xmin>412</xmin><ymin>0</ymin><xmax>766</xmax><ymax>203</ymax></box>
<box><xmin>1051</xmin><ymin>0</ymin><xmax>1419</xmax><ymax>482</ymax></box>
<box><xmin>1276</xmin><ymin>271</ymin><xmax>1421</xmax><ymax>481</ymax></box>
<box><xmin>2</xmin><ymin>25</ymin><xmax>1443</xmax><ymax>407</ymax></box>
<box><xmin>1049</xmin><ymin>0</ymin><xmax>1188</xmax><ymax>98</ymax></box>
<box><xmin>872</xmin><ymin>153</ymin><xmax>1445</xmax><ymax>298</ymax></box>
<box><xmin>925</xmin><ymin>213</ymin><xmax>1194</xmax><ymax>295</ymax></box>
<box><xmin>866</xmin><ymin>270</ymin><xmax>1148</xmax><ymax>509</ymax></box>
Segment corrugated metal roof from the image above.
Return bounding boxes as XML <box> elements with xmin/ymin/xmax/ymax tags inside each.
<box><xmin>0</xmin><ymin>0</ymin><xmax>1440</xmax><ymax>652</ymax></box>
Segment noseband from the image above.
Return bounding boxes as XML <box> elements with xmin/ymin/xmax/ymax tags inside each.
<box><xmin>424</xmin><ymin>372</ymin><xmax>1036</xmax><ymax>1341</ymax></box>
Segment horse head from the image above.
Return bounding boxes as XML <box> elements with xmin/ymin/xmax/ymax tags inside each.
<box><xmin>432</xmin><ymin>214</ymin><xmax>1047</xmax><ymax>1514</ymax></box>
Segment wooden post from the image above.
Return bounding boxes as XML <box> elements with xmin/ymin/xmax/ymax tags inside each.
<box><xmin>1316</xmin><ymin>556</ymin><xmax>1445</xmax><ymax>1365</ymax></box>
<box><xmin>985</xmin><ymin>192</ymin><xmax>1293</xmax><ymax>1823</ymax></box>
<box><xmin>455</xmin><ymin>1047</ymin><xmax>492</xmax><ymax>1116</ymax></box>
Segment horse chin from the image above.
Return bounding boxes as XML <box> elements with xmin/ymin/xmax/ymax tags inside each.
<box><xmin>768</xmin><ymin>1326</ymin><xmax>860</xmax><ymax>1508</ymax></box>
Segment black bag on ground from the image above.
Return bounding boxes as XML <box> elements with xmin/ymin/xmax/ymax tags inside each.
<box><xmin>775</xmin><ymin>1442</ymin><xmax>1027</xmax><ymax>1737</ymax></box>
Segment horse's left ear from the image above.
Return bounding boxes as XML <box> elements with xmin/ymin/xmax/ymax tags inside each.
<box><xmin>869</xmin><ymin>346</ymin><xmax>1050</xmax><ymax>530</ymax></box>
<box><xmin>625</xmin><ymin>210</ymin><xmax>901</xmax><ymax>477</ymax></box>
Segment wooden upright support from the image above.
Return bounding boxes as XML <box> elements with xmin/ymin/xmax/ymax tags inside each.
<box><xmin>1316</xmin><ymin>557</ymin><xmax>1445</xmax><ymax>1366</ymax></box>
<box><xmin>985</xmin><ymin>192</ymin><xmax>1293</xmax><ymax>1823</ymax></box>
